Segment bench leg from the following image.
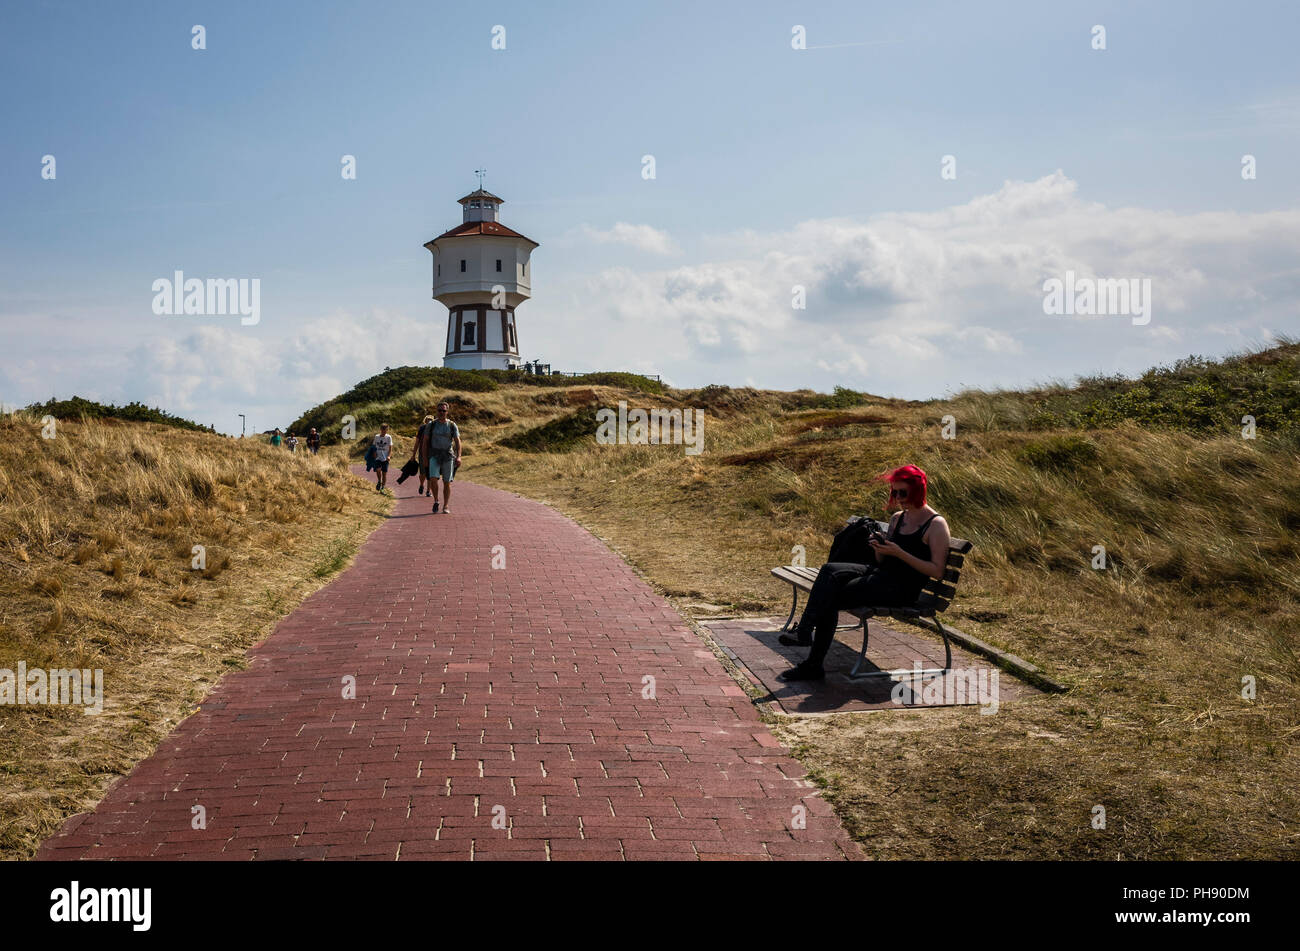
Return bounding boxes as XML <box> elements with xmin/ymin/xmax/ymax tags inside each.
<box><xmin>783</xmin><ymin>586</ymin><xmax>859</xmax><ymax>634</ymax></box>
<box><xmin>849</xmin><ymin>615</ymin><xmax>954</xmax><ymax>681</ymax></box>
<box><xmin>934</xmin><ymin>615</ymin><xmax>953</xmax><ymax>672</ymax></box>
<box><xmin>849</xmin><ymin>617</ymin><xmax>871</xmax><ymax>677</ymax></box>
<box><xmin>781</xmin><ymin>586</ymin><xmax>800</xmax><ymax>632</ymax></box>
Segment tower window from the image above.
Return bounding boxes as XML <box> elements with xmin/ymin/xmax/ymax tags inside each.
<box><xmin>437</xmin><ymin>264</ymin><xmax>440</xmax><ymax>276</ymax></box>
<box><xmin>460</xmin><ymin>260</ymin><xmax>466</xmax><ymax>272</ymax></box>
<box><xmin>463</xmin><ymin>321</ymin><xmax>476</xmax><ymax>346</ymax></box>
<box><xmin>495</xmin><ymin>259</ymin><xmax>502</xmax><ymax>272</ymax></box>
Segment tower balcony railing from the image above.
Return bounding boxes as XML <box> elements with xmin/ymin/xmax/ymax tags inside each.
<box><xmin>511</xmin><ymin>360</ymin><xmax>661</xmax><ymax>381</ymax></box>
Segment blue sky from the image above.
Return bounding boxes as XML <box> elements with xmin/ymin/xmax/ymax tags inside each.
<box><xmin>2</xmin><ymin>0</ymin><xmax>1298</xmax><ymax>433</ymax></box>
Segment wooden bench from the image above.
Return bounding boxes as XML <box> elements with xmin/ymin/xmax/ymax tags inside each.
<box><xmin>770</xmin><ymin>519</ymin><xmax>974</xmax><ymax>679</ymax></box>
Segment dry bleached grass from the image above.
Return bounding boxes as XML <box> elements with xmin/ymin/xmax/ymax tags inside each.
<box><xmin>0</xmin><ymin>413</ymin><xmax>388</xmax><ymax>859</ymax></box>
<box><xmin>463</xmin><ymin>383</ymin><xmax>1300</xmax><ymax>859</ymax></box>
<box><xmin>4</xmin><ymin>362</ymin><xmax>1298</xmax><ymax>861</ymax></box>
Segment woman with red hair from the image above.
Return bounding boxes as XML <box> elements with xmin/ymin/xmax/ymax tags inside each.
<box><xmin>779</xmin><ymin>464</ymin><xmax>952</xmax><ymax>681</ymax></box>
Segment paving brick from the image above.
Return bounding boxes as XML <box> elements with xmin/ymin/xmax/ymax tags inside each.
<box><xmin>705</xmin><ymin>615</ymin><xmax>1039</xmax><ymax>714</ymax></box>
<box><xmin>35</xmin><ymin>473</ymin><xmax>857</xmax><ymax>862</ymax></box>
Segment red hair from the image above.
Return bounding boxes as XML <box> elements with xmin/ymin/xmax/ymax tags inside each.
<box><xmin>878</xmin><ymin>464</ymin><xmax>927</xmax><ymax>506</ymax></box>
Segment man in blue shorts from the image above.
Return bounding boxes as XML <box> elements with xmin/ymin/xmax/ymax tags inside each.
<box><xmin>370</xmin><ymin>423</ymin><xmax>393</xmax><ymax>493</ymax></box>
<box><xmin>422</xmin><ymin>402</ymin><xmax>461</xmax><ymax>514</ymax></box>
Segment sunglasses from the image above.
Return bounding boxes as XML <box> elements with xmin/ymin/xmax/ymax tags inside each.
<box><xmin>890</xmin><ymin>488</ymin><xmax>910</xmax><ymax>499</ymax></box>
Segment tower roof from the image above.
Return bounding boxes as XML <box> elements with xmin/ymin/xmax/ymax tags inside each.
<box><xmin>425</xmin><ymin>219</ymin><xmax>539</xmax><ymax>247</ymax></box>
<box><xmin>457</xmin><ymin>188</ymin><xmax>504</xmax><ymax>205</ymax></box>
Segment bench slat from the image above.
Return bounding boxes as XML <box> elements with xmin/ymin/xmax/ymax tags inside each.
<box><xmin>849</xmin><ymin>606</ymin><xmax>932</xmax><ymax>620</ymax></box>
<box><xmin>922</xmin><ymin>580</ymin><xmax>957</xmax><ymax>600</ymax></box>
<box><xmin>915</xmin><ymin>592</ymin><xmax>951</xmax><ymax>613</ymax></box>
<box><xmin>770</xmin><ymin>567</ymin><xmax>816</xmax><ymax>591</ymax></box>
<box><xmin>784</xmin><ymin>562</ymin><xmax>960</xmax><ymax>583</ymax></box>
<box><xmin>783</xmin><ymin>566</ymin><xmax>818</xmax><ymax>581</ymax></box>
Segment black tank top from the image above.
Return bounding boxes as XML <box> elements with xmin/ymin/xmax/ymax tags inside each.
<box><xmin>881</xmin><ymin>512</ymin><xmax>938</xmax><ymax>601</ymax></box>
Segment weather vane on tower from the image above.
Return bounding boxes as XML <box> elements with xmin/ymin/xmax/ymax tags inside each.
<box><xmin>475</xmin><ymin>167</ymin><xmax>486</xmax><ymax>189</ymax></box>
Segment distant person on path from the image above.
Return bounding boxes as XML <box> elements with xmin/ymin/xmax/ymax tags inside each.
<box><xmin>307</xmin><ymin>428</ymin><xmax>321</xmax><ymax>454</ymax></box>
<box><xmin>287</xmin><ymin>433</ymin><xmax>298</xmax><ymax>453</ymax></box>
<box><xmin>409</xmin><ymin>414</ymin><xmax>434</xmax><ymax>495</ymax></box>
<box><xmin>421</xmin><ymin>402</ymin><xmax>461</xmax><ymax>513</ymax></box>
<box><xmin>779</xmin><ymin>464</ymin><xmax>951</xmax><ymax>681</ymax></box>
<box><xmin>371</xmin><ymin>423</ymin><xmax>394</xmax><ymax>493</ymax></box>
<box><xmin>270</xmin><ymin>429</ymin><xmax>283</xmax><ymax>448</ymax></box>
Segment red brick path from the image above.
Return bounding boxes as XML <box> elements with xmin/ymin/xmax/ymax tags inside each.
<box><xmin>38</xmin><ymin>472</ymin><xmax>859</xmax><ymax>860</ymax></box>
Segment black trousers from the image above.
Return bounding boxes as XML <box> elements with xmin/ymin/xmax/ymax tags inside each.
<box><xmin>796</xmin><ymin>562</ymin><xmax>916</xmax><ymax>667</ymax></box>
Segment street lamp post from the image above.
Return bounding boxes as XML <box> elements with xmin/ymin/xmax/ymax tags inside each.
<box><xmin>238</xmin><ymin>414</ymin><xmax>246</xmax><ymax>438</ymax></box>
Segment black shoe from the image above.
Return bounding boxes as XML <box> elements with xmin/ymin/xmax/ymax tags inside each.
<box><xmin>432</xmin><ymin>501</ymin><xmax>440</xmax><ymax>513</ymax></box>
<box><xmin>778</xmin><ymin>662</ymin><xmax>825</xmax><ymax>682</ymax></box>
<box><xmin>778</xmin><ymin>631</ymin><xmax>811</xmax><ymax>647</ymax></box>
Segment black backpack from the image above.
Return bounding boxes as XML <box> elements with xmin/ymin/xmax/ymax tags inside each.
<box><xmin>827</xmin><ymin>515</ymin><xmax>891</xmax><ymax>566</ymax></box>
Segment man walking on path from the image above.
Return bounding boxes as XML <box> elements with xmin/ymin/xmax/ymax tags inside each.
<box><xmin>421</xmin><ymin>402</ymin><xmax>461</xmax><ymax>513</ymax></box>
<box><xmin>307</xmin><ymin>428</ymin><xmax>321</xmax><ymax>454</ymax></box>
<box><xmin>371</xmin><ymin>423</ymin><xmax>394</xmax><ymax>493</ymax></box>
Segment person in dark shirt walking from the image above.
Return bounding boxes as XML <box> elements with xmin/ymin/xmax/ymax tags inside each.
<box><xmin>409</xmin><ymin>414</ymin><xmax>434</xmax><ymax>495</ymax></box>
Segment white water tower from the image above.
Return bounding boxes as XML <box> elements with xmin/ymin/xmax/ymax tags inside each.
<box><xmin>424</xmin><ymin>185</ymin><xmax>539</xmax><ymax>371</ymax></box>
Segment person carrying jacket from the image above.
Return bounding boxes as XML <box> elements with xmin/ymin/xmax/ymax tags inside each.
<box><xmin>421</xmin><ymin>402</ymin><xmax>462</xmax><ymax>514</ymax></box>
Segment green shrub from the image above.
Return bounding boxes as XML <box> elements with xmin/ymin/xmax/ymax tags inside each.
<box><xmin>498</xmin><ymin>410</ymin><xmax>597</xmax><ymax>453</ymax></box>
<box><xmin>25</xmin><ymin>397</ymin><xmax>214</xmax><ymax>432</ymax></box>
<box><xmin>678</xmin><ymin>384</ymin><xmax>771</xmax><ymax>414</ymax></box>
<box><xmin>478</xmin><ymin>369</ymin><xmax>665</xmax><ymax>395</ymax></box>
<box><xmin>1038</xmin><ymin>341</ymin><xmax>1300</xmax><ymax>434</ymax></box>
<box><xmin>1018</xmin><ymin>435</ymin><xmax>1101</xmax><ymax>471</ymax></box>
<box><xmin>287</xmin><ymin>366</ymin><xmax>497</xmax><ymax>438</ymax></box>
<box><xmin>959</xmin><ymin>339</ymin><xmax>1300</xmax><ymax>436</ymax></box>
<box><xmin>819</xmin><ymin>386</ymin><xmax>869</xmax><ymax>409</ymax></box>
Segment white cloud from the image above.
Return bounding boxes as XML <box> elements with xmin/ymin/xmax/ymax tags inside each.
<box><xmin>530</xmin><ymin>170</ymin><xmax>1300</xmax><ymax>396</ymax></box>
<box><xmin>104</xmin><ymin>309</ymin><xmax>442</xmax><ymax>432</ymax></box>
<box><xmin>9</xmin><ymin>171</ymin><xmax>1300</xmax><ymax>425</ymax></box>
<box><xmin>580</xmin><ymin>222</ymin><xmax>679</xmax><ymax>256</ymax></box>
<box><xmin>1245</xmin><ymin>95</ymin><xmax>1300</xmax><ymax>129</ymax></box>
